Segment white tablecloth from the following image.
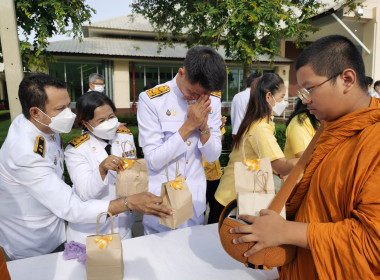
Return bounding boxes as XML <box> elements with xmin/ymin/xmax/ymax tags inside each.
<box><xmin>7</xmin><ymin>223</ymin><xmax>279</xmax><ymax>280</ymax></box>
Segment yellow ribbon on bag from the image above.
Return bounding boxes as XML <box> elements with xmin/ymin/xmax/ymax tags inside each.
<box><xmin>243</xmin><ymin>158</ymin><xmax>261</xmax><ymax>171</ymax></box>
<box><xmin>122</xmin><ymin>158</ymin><xmax>135</xmax><ymax>169</ymax></box>
<box><xmin>94</xmin><ymin>235</ymin><xmax>113</xmax><ymax>249</ymax></box>
<box><xmin>169</xmin><ymin>178</ymin><xmax>183</xmax><ymax>190</ymax></box>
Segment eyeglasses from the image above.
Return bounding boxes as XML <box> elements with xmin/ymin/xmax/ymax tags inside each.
<box><xmin>297</xmin><ymin>73</ymin><xmax>341</xmax><ymax>101</ymax></box>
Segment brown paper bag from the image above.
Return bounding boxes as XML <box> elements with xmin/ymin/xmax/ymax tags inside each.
<box><xmin>234</xmin><ymin>135</ymin><xmax>285</xmax><ymax>218</ymax></box>
<box><xmin>86</xmin><ymin>212</ymin><xmax>123</xmax><ymax>280</ymax></box>
<box><xmin>159</xmin><ymin>159</ymin><xmax>193</xmax><ymax>229</ymax></box>
<box><xmin>115</xmin><ymin>141</ymin><xmax>149</xmax><ymax>196</ymax></box>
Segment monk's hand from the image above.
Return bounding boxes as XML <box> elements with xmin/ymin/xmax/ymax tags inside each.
<box><xmin>186</xmin><ymin>95</ymin><xmax>211</xmax><ymax>131</ymax></box>
<box><xmin>126</xmin><ymin>192</ymin><xmax>173</xmax><ymax>218</ymax></box>
<box><xmin>230</xmin><ymin>209</ymin><xmax>287</xmax><ymax>257</ymax></box>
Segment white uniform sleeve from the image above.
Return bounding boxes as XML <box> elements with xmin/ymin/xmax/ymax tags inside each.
<box><xmin>198</xmin><ymin>97</ymin><xmax>222</xmax><ymax>162</ymax></box>
<box><xmin>138</xmin><ymin>93</ymin><xmax>188</xmax><ymax>171</ymax></box>
<box><xmin>64</xmin><ymin>145</ymin><xmax>108</xmax><ymax>201</ymax></box>
<box><xmin>231</xmin><ymin>94</ymin><xmax>239</xmax><ymax>135</ymax></box>
<box><xmin>12</xmin><ymin>150</ymin><xmax>109</xmax><ymax>224</ymax></box>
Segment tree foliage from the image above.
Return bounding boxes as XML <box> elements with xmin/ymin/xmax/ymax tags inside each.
<box><xmin>132</xmin><ymin>0</ymin><xmax>358</xmax><ymax>76</ymax></box>
<box><xmin>1</xmin><ymin>0</ymin><xmax>95</xmax><ymax>70</ymax></box>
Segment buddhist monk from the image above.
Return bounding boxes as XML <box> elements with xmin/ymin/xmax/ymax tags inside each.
<box><xmin>230</xmin><ymin>35</ymin><xmax>380</xmax><ymax>279</ymax></box>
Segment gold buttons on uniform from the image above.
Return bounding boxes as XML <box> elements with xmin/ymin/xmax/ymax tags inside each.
<box><xmin>92</xmin><ymin>147</ymin><xmax>96</xmax><ymax>151</ymax></box>
<box><xmin>185</xmin><ymin>176</ymin><xmax>187</xmax><ymax>180</ymax></box>
<box><xmin>186</xmin><ymin>160</ymin><xmax>189</xmax><ymax>164</ymax></box>
<box><xmin>187</xmin><ymin>141</ymin><xmax>191</xmax><ymax>146</ymax></box>
<box><xmin>116</xmin><ymin>141</ymin><xmax>119</xmax><ymax>144</ymax></box>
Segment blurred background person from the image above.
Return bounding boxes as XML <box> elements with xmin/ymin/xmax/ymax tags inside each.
<box><xmin>214</xmin><ymin>73</ymin><xmax>298</xmax><ymax>220</ymax></box>
<box><xmin>284</xmin><ymin>98</ymin><xmax>320</xmax><ymax>159</ymax></box>
<box><xmin>373</xmin><ymin>80</ymin><xmax>380</xmax><ymax>98</ymax></box>
<box><xmin>231</xmin><ymin>72</ymin><xmax>262</xmax><ymax>138</ymax></box>
<box><xmin>88</xmin><ymin>73</ymin><xmax>105</xmax><ymax>93</ymax></box>
<box><xmin>366</xmin><ymin>76</ymin><xmax>373</xmax><ymax>95</ymax></box>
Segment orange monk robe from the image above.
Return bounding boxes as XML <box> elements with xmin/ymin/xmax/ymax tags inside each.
<box><xmin>0</xmin><ymin>250</ymin><xmax>10</xmax><ymax>280</ymax></box>
<box><xmin>281</xmin><ymin>98</ymin><xmax>380</xmax><ymax>280</ymax></box>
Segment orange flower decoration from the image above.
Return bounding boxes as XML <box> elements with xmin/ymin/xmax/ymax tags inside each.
<box><xmin>94</xmin><ymin>235</ymin><xmax>113</xmax><ymax>249</ymax></box>
<box><xmin>122</xmin><ymin>158</ymin><xmax>135</xmax><ymax>169</ymax></box>
<box><xmin>243</xmin><ymin>158</ymin><xmax>261</xmax><ymax>171</ymax></box>
<box><xmin>170</xmin><ymin>178</ymin><xmax>183</xmax><ymax>190</ymax></box>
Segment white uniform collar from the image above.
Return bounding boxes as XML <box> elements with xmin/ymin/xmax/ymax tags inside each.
<box><xmin>19</xmin><ymin>114</ymin><xmax>59</xmax><ymax>140</ymax></box>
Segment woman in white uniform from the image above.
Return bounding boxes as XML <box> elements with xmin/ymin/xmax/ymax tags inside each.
<box><xmin>65</xmin><ymin>92</ymin><xmax>145</xmax><ymax>243</ymax></box>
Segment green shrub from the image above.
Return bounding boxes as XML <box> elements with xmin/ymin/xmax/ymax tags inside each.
<box><xmin>118</xmin><ymin>115</ymin><xmax>138</xmax><ymax>126</ymax></box>
<box><xmin>0</xmin><ymin>111</ymin><xmax>10</xmax><ymax>121</ymax></box>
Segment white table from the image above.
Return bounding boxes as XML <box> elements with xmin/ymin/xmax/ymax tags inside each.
<box><xmin>7</xmin><ymin>224</ymin><xmax>279</xmax><ymax>280</ymax></box>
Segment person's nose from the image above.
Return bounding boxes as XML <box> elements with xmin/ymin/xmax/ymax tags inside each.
<box><xmin>302</xmin><ymin>98</ymin><xmax>311</xmax><ymax>105</ymax></box>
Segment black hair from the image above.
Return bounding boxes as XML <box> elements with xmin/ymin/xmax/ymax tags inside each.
<box><xmin>286</xmin><ymin>98</ymin><xmax>320</xmax><ymax>131</ymax></box>
<box><xmin>246</xmin><ymin>72</ymin><xmax>262</xmax><ymax>87</ymax></box>
<box><xmin>374</xmin><ymin>80</ymin><xmax>380</xmax><ymax>88</ymax></box>
<box><xmin>296</xmin><ymin>35</ymin><xmax>367</xmax><ymax>91</ymax></box>
<box><xmin>75</xmin><ymin>91</ymin><xmax>116</xmax><ymax>131</ymax></box>
<box><xmin>232</xmin><ymin>73</ymin><xmax>284</xmax><ymax>149</ymax></box>
<box><xmin>143</xmin><ymin>81</ymin><xmax>158</xmax><ymax>91</ymax></box>
<box><xmin>183</xmin><ymin>46</ymin><xmax>226</xmax><ymax>91</ymax></box>
<box><xmin>18</xmin><ymin>72</ymin><xmax>67</xmax><ymax>119</ymax></box>
<box><xmin>365</xmin><ymin>76</ymin><xmax>373</xmax><ymax>86</ymax></box>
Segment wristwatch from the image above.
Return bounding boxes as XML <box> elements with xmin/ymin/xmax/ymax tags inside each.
<box><xmin>123</xmin><ymin>197</ymin><xmax>133</xmax><ymax>214</ymax></box>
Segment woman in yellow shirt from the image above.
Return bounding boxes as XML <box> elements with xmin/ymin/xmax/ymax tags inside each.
<box><xmin>214</xmin><ymin>73</ymin><xmax>298</xmax><ymax>219</ymax></box>
<box><xmin>284</xmin><ymin>98</ymin><xmax>320</xmax><ymax>159</ymax></box>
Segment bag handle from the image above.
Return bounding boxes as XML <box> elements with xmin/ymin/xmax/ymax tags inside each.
<box><xmin>165</xmin><ymin>158</ymin><xmax>179</xmax><ymax>182</ymax></box>
<box><xmin>268</xmin><ymin>122</ymin><xmax>324</xmax><ymax>214</ymax></box>
<box><xmin>121</xmin><ymin>140</ymin><xmax>137</xmax><ymax>159</ymax></box>
<box><xmin>95</xmin><ymin>211</ymin><xmax>114</xmax><ymax>235</ymax></box>
<box><xmin>242</xmin><ymin>134</ymin><xmax>261</xmax><ymax>161</ymax></box>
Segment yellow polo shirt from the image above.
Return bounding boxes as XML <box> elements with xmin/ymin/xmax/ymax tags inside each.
<box><xmin>284</xmin><ymin>114</ymin><xmax>316</xmax><ymax>159</ymax></box>
<box><xmin>215</xmin><ymin>118</ymin><xmax>284</xmax><ymax>206</ymax></box>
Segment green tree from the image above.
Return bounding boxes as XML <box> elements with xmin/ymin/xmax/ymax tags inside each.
<box><xmin>132</xmin><ymin>0</ymin><xmax>358</xmax><ymax>81</ymax></box>
<box><xmin>0</xmin><ymin>0</ymin><xmax>95</xmax><ymax>70</ymax></box>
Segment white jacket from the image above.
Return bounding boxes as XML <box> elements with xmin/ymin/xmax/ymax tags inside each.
<box><xmin>64</xmin><ymin>129</ymin><xmax>136</xmax><ymax>244</ymax></box>
<box><xmin>137</xmin><ymin>77</ymin><xmax>222</xmax><ymax>233</ymax></box>
<box><xmin>0</xmin><ymin>115</ymin><xmax>109</xmax><ymax>260</ymax></box>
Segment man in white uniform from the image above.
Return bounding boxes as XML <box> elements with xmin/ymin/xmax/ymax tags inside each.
<box><xmin>231</xmin><ymin>72</ymin><xmax>261</xmax><ymax>137</ymax></box>
<box><xmin>138</xmin><ymin>46</ymin><xmax>227</xmax><ymax>234</ymax></box>
<box><xmin>0</xmin><ymin>73</ymin><xmax>171</xmax><ymax>260</ymax></box>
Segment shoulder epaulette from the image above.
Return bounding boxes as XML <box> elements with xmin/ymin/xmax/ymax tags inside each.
<box><xmin>34</xmin><ymin>135</ymin><xmax>45</xmax><ymax>157</ymax></box>
<box><xmin>69</xmin><ymin>133</ymin><xmax>90</xmax><ymax>148</ymax></box>
<box><xmin>116</xmin><ymin>128</ymin><xmax>132</xmax><ymax>135</ymax></box>
<box><xmin>210</xmin><ymin>91</ymin><xmax>221</xmax><ymax>98</ymax></box>
<box><xmin>146</xmin><ymin>85</ymin><xmax>170</xmax><ymax>99</ymax></box>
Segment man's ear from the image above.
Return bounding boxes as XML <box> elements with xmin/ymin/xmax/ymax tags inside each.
<box><xmin>341</xmin><ymin>69</ymin><xmax>356</xmax><ymax>94</ymax></box>
<box><xmin>178</xmin><ymin>67</ymin><xmax>185</xmax><ymax>77</ymax></box>
<box><xmin>29</xmin><ymin>107</ymin><xmax>41</xmax><ymax>120</ymax></box>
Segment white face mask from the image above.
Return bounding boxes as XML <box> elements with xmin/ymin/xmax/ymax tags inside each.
<box><xmin>271</xmin><ymin>95</ymin><xmax>287</xmax><ymax>116</ymax></box>
<box><xmin>34</xmin><ymin>107</ymin><xmax>76</xmax><ymax>134</ymax></box>
<box><xmin>88</xmin><ymin>117</ymin><xmax>118</xmax><ymax>140</ymax></box>
<box><xmin>94</xmin><ymin>84</ymin><xmax>105</xmax><ymax>93</ymax></box>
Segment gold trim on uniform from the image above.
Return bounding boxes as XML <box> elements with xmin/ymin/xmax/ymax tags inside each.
<box><xmin>116</xmin><ymin>128</ymin><xmax>132</xmax><ymax>135</ymax></box>
<box><xmin>210</xmin><ymin>91</ymin><xmax>221</xmax><ymax>98</ymax></box>
<box><xmin>146</xmin><ymin>85</ymin><xmax>170</xmax><ymax>99</ymax></box>
<box><xmin>34</xmin><ymin>135</ymin><xmax>45</xmax><ymax>158</ymax></box>
<box><xmin>69</xmin><ymin>133</ymin><xmax>90</xmax><ymax>148</ymax></box>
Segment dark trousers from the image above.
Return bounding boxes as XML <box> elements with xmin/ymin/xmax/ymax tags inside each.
<box><xmin>206</xmin><ymin>179</ymin><xmax>226</xmax><ymax>224</ymax></box>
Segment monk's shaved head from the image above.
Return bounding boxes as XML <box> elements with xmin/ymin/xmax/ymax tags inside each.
<box><xmin>296</xmin><ymin>35</ymin><xmax>367</xmax><ymax>92</ymax></box>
